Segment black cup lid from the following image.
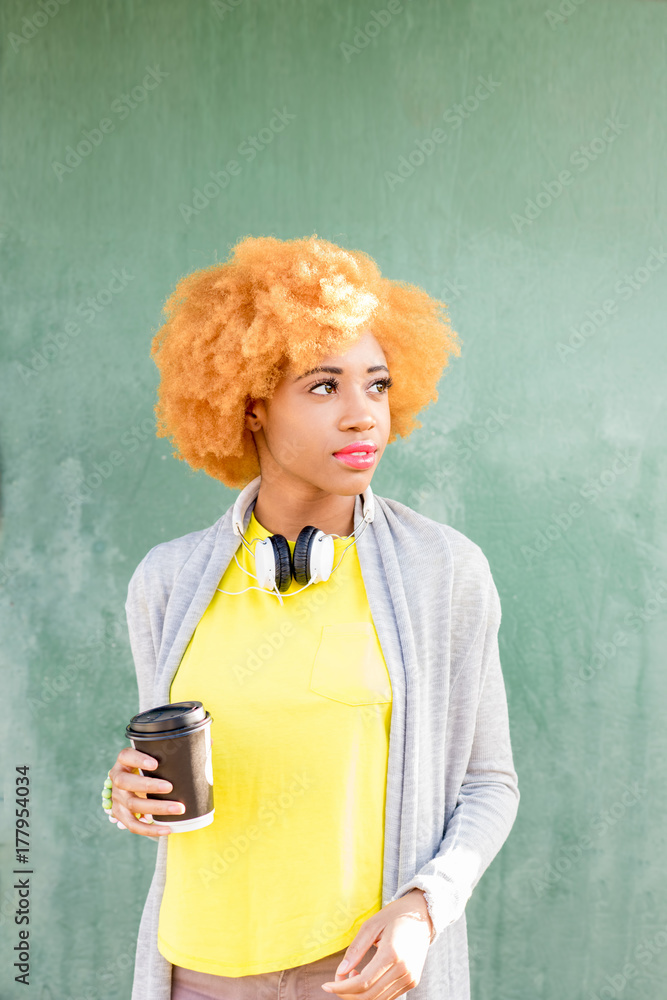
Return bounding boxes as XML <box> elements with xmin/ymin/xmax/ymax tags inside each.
<box><xmin>127</xmin><ymin>701</ymin><xmax>207</xmax><ymax>734</ymax></box>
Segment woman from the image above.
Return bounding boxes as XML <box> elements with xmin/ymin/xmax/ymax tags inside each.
<box><xmin>107</xmin><ymin>234</ymin><xmax>520</xmax><ymax>1000</ymax></box>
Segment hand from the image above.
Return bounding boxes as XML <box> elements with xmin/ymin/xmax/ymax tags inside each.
<box><xmin>320</xmin><ymin>889</ymin><xmax>434</xmax><ymax>998</ymax></box>
<box><xmin>108</xmin><ymin>747</ymin><xmax>185</xmax><ymax>837</ymax></box>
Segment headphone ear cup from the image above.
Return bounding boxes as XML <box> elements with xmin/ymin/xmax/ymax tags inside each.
<box><xmin>268</xmin><ymin>534</ymin><xmax>293</xmax><ymax>592</ymax></box>
<box><xmin>292</xmin><ymin>525</ymin><xmax>320</xmax><ymax>585</ymax></box>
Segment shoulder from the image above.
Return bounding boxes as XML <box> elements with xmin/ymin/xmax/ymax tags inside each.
<box><xmin>376</xmin><ymin>494</ymin><xmax>499</xmax><ymax>624</ymax></box>
<box><xmin>125</xmin><ymin>516</ymin><xmax>223</xmax><ymax>608</ymax></box>
<box><xmin>376</xmin><ymin>494</ymin><xmax>491</xmax><ymax>577</ymax></box>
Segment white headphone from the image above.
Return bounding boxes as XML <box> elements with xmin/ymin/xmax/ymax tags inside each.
<box><xmin>218</xmin><ymin>475</ymin><xmax>375</xmax><ymax>603</ymax></box>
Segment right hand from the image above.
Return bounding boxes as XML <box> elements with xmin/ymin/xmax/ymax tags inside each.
<box><xmin>108</xmin><ymin>747</ymin><xmax>186</xmax><ymax>837</ymax></box>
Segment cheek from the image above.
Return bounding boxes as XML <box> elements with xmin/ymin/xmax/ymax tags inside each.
<box><xmin>268</xmin><ymin>416</ymin><xmax>316</xmax><ymax>467</ymax></box>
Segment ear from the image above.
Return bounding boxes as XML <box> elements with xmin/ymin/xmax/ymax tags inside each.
<box><xmin>244</xmin><ymin>402</ymin><xmax>262</xmax><ymax>431</ymax></box>
<box><xmin>244</xmin><ymin>412</ymin><xmax>257</xmax><ymax>430</ymax></box>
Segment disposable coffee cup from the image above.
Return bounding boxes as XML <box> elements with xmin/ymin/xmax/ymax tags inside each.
<box><xmin>125</xmin><ymin>701</ymin><xmax>214</xmax><ymax>832</ymax></box>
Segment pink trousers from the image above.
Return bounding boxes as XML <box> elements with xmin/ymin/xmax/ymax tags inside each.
<box><xmin>170</xmin><ymin>945</ymin><xmax>377</xmax><ymax>1000</ymax></box>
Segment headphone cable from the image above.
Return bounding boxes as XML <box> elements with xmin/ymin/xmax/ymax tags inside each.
<box><xmin>216</xmin><ymin>513</ymin><xmax>372</xmax><ymax>605</ymax></box>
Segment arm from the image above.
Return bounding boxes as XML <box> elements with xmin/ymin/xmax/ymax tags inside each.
<box><xmin>387</xmin><ymin>570</ymin><xmax>520</xmax><ymax>942</ymax></box>
<box><xmin>125</xmin><ymin>556</ymin><xmax>159</xmax><ymax>715</ymax></box>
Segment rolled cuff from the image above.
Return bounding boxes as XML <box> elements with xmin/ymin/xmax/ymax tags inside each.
<box><xmin>387</xmin><ymin>873</ymin><xmax>470</xmax><ymax>944</ymax></box>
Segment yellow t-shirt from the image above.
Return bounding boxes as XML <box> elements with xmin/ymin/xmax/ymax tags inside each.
<box><xmin>157</xmin><ymin>510</ymin><xmax>393</xmax><ymax>976</ymax></box>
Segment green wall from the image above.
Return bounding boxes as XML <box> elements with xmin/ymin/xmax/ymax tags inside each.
<box><xmin>2</xmin><ymin>1</ymin><xmax>666</xmax><ymax>997</ymax></box>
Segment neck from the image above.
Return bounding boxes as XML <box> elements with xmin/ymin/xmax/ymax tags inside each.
<box><xmin>249</xmin><ymin>476</ymin><xmax>360</xmax><ymax>541</ymax></box>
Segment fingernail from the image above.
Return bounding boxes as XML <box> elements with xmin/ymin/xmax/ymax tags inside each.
<box><xmin>143</xmin><ymin>758</ymin><xmax>155</xmax><ymax>767</ymax></box>
<box><xmin>321</xmin><ymin>987</ymin><xmax>332</xmax><ymax>993</ymax></box>
<box><xmin>338</xmin><ymin>960</ymin><xmax>349</xmax><ymax>973</ymax></box>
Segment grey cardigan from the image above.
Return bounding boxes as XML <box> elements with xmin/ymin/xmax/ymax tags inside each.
<box><xmin>125</xmin><ymin>478</ymin><xmax>519</xmax><ymax>1000</ymax></box>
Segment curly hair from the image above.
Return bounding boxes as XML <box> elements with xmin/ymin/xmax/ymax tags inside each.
<box><xmin>150</xmin><ymin>233</ymin><xmax>461</xmax><ymax>489</ymax></box>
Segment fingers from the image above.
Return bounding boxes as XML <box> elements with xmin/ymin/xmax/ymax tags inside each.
<box><xmin>123</xmin><ymin>790</ymin><xmax>186</xmax><ymax>816</ymax></box>
<box><xmin>112</xmin><ymin>749</ymin><xmax>167</xmax><ymax>788</ymax></box>
<box><xmin>117</xmin><ymin>746</ymin><xmax>159</xmax><ymax>771</ymax></box>
<box><xmin>322</xmin><ymin>966</ymin><xmax>413</xmax><ymax>997</ymax></box>
<box><xmin>109</xmin><ymin>747</ymin><xmax>185</xmax><ymax>836</ymax></box>
<box><xmin>111</xmin><ymin>798</ymin><xmax>174</xmax><ymax>838</ymax></box>
<box><xmin>113</xmin><ymin>766</ymin><xmax>177</xmax><ymax>800</ymax></box>
<box><xmin>111</xmin><ymin>750</ymin><xmax>177</xmax><ymax>800</ymax></box>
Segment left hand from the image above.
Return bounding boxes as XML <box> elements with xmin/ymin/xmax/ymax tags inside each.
<box><xmin>320</xmin><ymin>888</ymin><xmax>434</xmax><ymax>998</ymax></box>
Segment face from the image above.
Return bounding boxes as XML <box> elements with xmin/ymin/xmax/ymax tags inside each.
<box><xmin>244</xmin><ymin>330</ymin><xmax>392</xmax><ymax>497</ymax></box>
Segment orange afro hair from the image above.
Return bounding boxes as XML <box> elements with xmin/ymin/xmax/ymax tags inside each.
<box><xmin>151</xmin><ymin>233</ymin><xmax>461</xmax><ymax>489</ymax></box>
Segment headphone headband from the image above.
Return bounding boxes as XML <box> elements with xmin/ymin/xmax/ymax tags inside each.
<box><xmin>232</xmin><ymin>475</ymin><xmax>375</xmax><ymax>538</ymax></box>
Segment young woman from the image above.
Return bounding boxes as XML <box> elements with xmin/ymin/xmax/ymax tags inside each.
<box><xmin>107</xmin><ymin>234</ymin><xmax>520</xmax><ymax>1000</ymax></box>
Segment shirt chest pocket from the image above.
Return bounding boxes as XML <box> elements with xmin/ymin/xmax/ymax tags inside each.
<box><xmin>309</xmin><ymin>623</ymin><xmax>392</xmax><ymax>706</ymax></box>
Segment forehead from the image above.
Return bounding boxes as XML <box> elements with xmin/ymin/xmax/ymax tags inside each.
<box><xmin>288</xmin><ymin>330</ymin><xmax>387</xmax><ymax>376</ymax></box>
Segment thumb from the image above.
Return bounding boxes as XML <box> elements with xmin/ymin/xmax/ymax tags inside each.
<box><xmin>335</xmin><ymin>926</ymin><xmax>381</xmax><ymax>976</ymax></box>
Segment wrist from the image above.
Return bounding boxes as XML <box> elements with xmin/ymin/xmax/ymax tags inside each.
<box><xmin>404</xmin><ymin>888</ymin><xmax>435</xmax><ymax>943</ymax></box>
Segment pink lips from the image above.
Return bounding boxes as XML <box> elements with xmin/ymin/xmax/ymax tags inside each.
<box><xmin>333</xmin><ymin>443</ymin><xmax>377</xmax><ymax>469</ymax></box>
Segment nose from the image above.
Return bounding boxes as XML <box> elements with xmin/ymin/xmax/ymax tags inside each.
<box><xmin>338</xmin><ymin>384</ymin><xmax>377</xmax><ymax>431</ymax></box>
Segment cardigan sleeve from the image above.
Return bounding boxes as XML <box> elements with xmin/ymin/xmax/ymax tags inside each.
<box><xmin>125</xmin><ymin>556</ymin><xmax>159</xmax><ymax>715</ymax></box>
<box><xmin>124</xmin><ymin>525</ymin><xmax>213</xmax><ymax>717</ymax></box>
<box><xmin>387</xmin><ymin>569</ymin><xmax>520</xmax><ymax>943</ymax></box>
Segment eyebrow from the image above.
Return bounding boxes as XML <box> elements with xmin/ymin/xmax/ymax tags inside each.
<box><xmin>293</xmin><ymin>364</ymin><xmax>390</xmax><ymax>382</ymax></box>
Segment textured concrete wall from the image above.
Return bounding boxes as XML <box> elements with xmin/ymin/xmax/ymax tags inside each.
<box><xmin>1</xmin><ymin>1</ymin><xmax>666</xmax><ymax>997</ymax></box>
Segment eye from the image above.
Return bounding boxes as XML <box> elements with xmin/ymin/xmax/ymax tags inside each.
<box><xmin>308</xmin><ymin>376</ymin><xmax>393</xmax><ymax>396</ymax></box>
<box><xmin>309</xmin><ymin>378</ymin><xmax>340</xmax><ymax>395</ymax></box>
